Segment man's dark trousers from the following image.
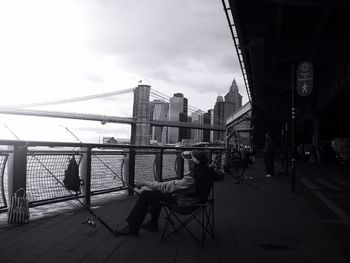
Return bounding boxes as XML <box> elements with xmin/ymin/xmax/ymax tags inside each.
<box><xmin>264</xmin><ymin>153</ymin><xmax>275</xmax><ymax>176</ymax></box>
<box><xmin>126</xmin><ymin>190</ymin><xmax>176</xmax><ymax>231</ymax></box>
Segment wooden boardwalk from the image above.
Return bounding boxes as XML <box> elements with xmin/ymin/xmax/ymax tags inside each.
<box><xmin>0</xmin><ymin>161</ymin><xmax>349</xmax><ymax>263</ymax></box>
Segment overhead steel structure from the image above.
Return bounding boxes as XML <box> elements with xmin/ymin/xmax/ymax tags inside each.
<box><xmin>224</xmin><ymin>0</ymin><xmax>350</xmax><ymax>150</ymax></box>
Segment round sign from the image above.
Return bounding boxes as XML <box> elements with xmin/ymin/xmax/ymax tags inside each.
<box><xmin>301</xmin><ymin>63</ymin><xmax>309</xmax><ymax>71</ymax></box>
<box><xmin>296</xmin><ymin>62</ymin><xmax>313</xmax><ymax>97</ymax></box>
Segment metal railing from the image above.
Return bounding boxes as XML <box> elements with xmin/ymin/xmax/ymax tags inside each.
<box><xmin>0</xmin><ymin>153</ymin><xmax>9</xmax><ymax>209</ymax></box>
<box><xmin>90</xmin><ymin>151</ymin><xmax>125</xmax><ymax>194</ymax></box>
<box><xmin>26</xmin><ymin>151</ymin><xmax>83</xmax><ymax>204</ymax></box>
<box><xmin>0</xmin><ymin>140</ymin><xmax>227</xmax><ymax>213</ymax></box>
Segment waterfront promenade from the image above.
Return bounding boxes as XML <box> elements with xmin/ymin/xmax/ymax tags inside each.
<box><xmin>0</xmin><ymin>160</ymin><xmax>349</xmax><ymax>263</ymax></box>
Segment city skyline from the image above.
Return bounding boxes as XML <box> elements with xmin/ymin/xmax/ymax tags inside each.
<box><xmin>149</xmin><ymin>79</ymin><xmax>243</xmax><ymax>144</ymax></box>
<box><xmin>0</xmin><ymin>0</ymin><xmax>246</xmax><ymax>143</ymax></box>
<box><xmin>150</xmin><ymin>79</ymin><xmax>243</xmax><ymax>117</ymax></box>
<box><xmin>0</xmin><ymin>79</ymin><xmax>243</xmax><ymax>144</ymax></box>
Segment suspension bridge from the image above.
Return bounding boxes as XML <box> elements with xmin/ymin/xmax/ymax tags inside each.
<box><xmin>0</xmin><ymin>84</ymin><xmax>225</xmax><ymax>145</ymax></box>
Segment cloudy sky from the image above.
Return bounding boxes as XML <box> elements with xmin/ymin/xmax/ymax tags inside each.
<box><xmin>0</xmin><ymin>0</ymin><xmax>246</xmax><ymax>143</ymax></box>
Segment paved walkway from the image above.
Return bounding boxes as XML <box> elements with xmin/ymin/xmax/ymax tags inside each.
<box><xmin>0</xmin><ymin>160</ymin><xmax>349</xmax><ymax>263</ymax></box>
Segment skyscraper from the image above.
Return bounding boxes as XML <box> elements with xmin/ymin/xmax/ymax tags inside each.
<box><xmin>213</xmin><ymin>95</ymin><xmax>225</xmax><ymax>142</ymax></box>
<box><xmin>203</xmin><ymin>110</ymin><xmax>212</xmax><ymax>142</ymax></box>
<box><xmin>150</xmin><ymin>100</ymin><xmax>169</xmax><ymax>144</ymax></box>
<box><xmin>225</xmin><ymin>79</ymin><xmax>242</xmax><ymax>113</ymax></box>
<box><xmin>191</xmin><ymin>110</ymin><xmax>204</xmax><ymax>142</ymax></box>
<box><xmin>168</xmin><ymin>93</ymin><xmax>189</xmax><ymax>143</ymax></box>
<box><xmin>208</xmin><ymin>109</ymin><xmax>214</xmax><ymax>142</ymax></box>
<box><xmin>213</xmin><ymin>79</ymin><xmax>243</xmax><ymax>142</ymax></box>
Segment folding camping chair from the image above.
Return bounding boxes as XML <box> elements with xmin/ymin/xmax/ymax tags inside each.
<box><xmin>160</xmin><ymin>174</ymin><xmax>215</xmax><ymax>246</ymax></box>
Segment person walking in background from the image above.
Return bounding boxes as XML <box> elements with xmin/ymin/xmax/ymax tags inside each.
<box><xmin>114</xmin><ymin>150</ymin><xmax>216</xmax><ymax>236</ymax></box>
<box><xmin>263</xmin><ymin>132</ymin><xmax>275</xmax><ymax>177</ymax></box>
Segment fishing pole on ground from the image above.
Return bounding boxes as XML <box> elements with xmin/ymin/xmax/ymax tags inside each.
<box><xmin>228</xmin><ymin>157</ymin><xmax>259</xmax><ymax>190</ymax></box>
<box><xmin>1</xmin><ymin>121</ymin><xmax>116</xmax><ymax>236</ymax></box>
<box><xmin>229</xmin><ymin>173</ymin><xmax>259</xmax><ymax>190</ymax></box>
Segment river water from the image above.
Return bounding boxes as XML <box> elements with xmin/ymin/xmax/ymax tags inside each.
<box><xmin>1</xmin><ymin>152</ymin><xmax>190</xmax><ymax>207</ymax></box>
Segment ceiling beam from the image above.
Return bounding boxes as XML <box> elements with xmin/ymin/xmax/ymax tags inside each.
<box><xmin>267</xmin><ymin>0</ymin><xmax>350</xmax><ymax>7</ymax></box>
<box><xmin>312</xmin><ymin>7</ymin><xmax>332</xmax><ymax>50</ymax></box>
<box><xmin>275</xmin><ymin>4</ymin><xmax>284</xmax><ymax>45</ymax></box>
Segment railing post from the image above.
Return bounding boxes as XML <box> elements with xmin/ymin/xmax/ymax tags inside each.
<box><xmin>176</xmin><ymin>151</ymin><xmax>184</xmax><ymax>178</ymax></box>
<box><xmin>7</xmin><ymin>144</ymin><xmax>27</xmax><ymax>200</ymax></box>
<box><xmin>155</xmin><ymin>150</ymin><xmax>163</xmax><ymax>181</ymax></box>
<box><xmin>130</xmin><ymin>124</ymin><xmax>136</xmax><ymax>146</ymax></box>
<box><xmin>80</xmin><ymin>147</ymin><xmax>91</xmax><ymax>206</ymax></box>
<box><xmin>126</xmin><ymin>149</ymin><xmax>135</xmax><ymax>195</ymax></box>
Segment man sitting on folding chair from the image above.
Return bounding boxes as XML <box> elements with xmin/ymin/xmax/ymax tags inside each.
<box><xmin>115</xmin><ymin>149</ymin><xmax>217</xmax><ymax>240</ymax></box>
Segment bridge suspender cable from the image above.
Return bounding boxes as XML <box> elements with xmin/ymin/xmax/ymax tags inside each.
<box><xmin>150</xmin><ymin>92</ymin><xmax>227</xmax><ymax>125</ymax></box>
<box><xmin>151</xmin><ymin>89</ymin><xmax>210</xmax><ymax>114</ymax></box>
<box><xmin>150</xmin><ymin>89</ymin><xmax>227</xmax><ymax>124</ymax></box>
<box><xmin>151</xmin><ymin>89</ymin><xmax>227</xmax><ymax>122</ymax></box>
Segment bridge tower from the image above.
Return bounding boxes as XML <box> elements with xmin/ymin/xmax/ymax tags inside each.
<box><xmin>132</xmin><ymin>84</ymin><xmax>151</xmax><ymax>145</ymax></box>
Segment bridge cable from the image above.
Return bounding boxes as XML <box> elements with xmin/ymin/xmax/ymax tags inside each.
<box><xmin>150</xmin><ymin>93</ymin><xmax>227</xmax><ymax>128</ymax></box>
<box><xmin>151</xmin><ymin>89</ymin><xmax>227</xmax><ymax>123</ymax></box>
<box><xmin>2</xmin><ymin>88</ymin><xmax>134</xmax><ymax>109</ymax></box>
<box><xmin>150</xmin><ymin>90</ymin><xmax>227</xmax><ymax>124</ymax></box>
<box><xmin>151</xmin><ymin>89</ymin><xmax>212</xmax><ymax>114</ymax></box>
<box><xmin>150</xmin><ymin>91</ymin><xmax>208</xmax><ymax>117</ymax></box>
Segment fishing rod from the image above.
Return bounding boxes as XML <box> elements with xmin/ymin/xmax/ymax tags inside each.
<box><xmin>230</xmin><ymin>173</ymin><xmax>259</xmax><ymax>190</ymax></box>
<box><xmin>1</xmin><ymin>122</ymin><xmax>117</xmax><ymax>236</ymax></box>
<box><xmin>60</xmin><ymin>126</ymin><xmax>141</xmax><ymax>197</ymax></box>
<box><xmin>62</xmin><ymin>126</ymin><xmax>183</xmax><ymax>230</ymax></box>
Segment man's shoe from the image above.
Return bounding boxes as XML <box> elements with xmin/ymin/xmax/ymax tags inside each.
<box><xmin>115</xmin><ymin>225</ymin><xmax>139</xmax><ymax>236</ymax></box>
<box><xmin>141</xmin><ymin>221</ymin><xmax>159</xmax><ymax>232</ymax></box>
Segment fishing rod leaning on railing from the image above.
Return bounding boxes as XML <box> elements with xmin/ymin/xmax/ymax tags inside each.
<box><xmin>1</xmin><ymin>121</ymin><xmax>117</xmax><ymax>237</ymax></box>
<box><xmin>61</xmin><ymin>126</ymin><xmax>165</xmax><ymax>231</ymax></box>
<box><xmin>60</xmin><ymin>126</ymin><xmax>142</xmax><ymax>196</ymax></box>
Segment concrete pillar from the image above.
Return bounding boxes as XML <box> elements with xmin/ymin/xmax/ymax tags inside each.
<box><xmin>132</xmin><ymin>84</ymin><xmax>151</xmax><ymax>145</ymax></box>
<box><xmin>7</xmin><ymin>145</ymin><xmax>27</xmax><ymax>199</ymax></box>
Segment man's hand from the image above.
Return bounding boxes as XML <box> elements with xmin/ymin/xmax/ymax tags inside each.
<box><xmin>135</xmin><ymin>181</ymin><xmax>146</xmax><ymax>189</ymax></box>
